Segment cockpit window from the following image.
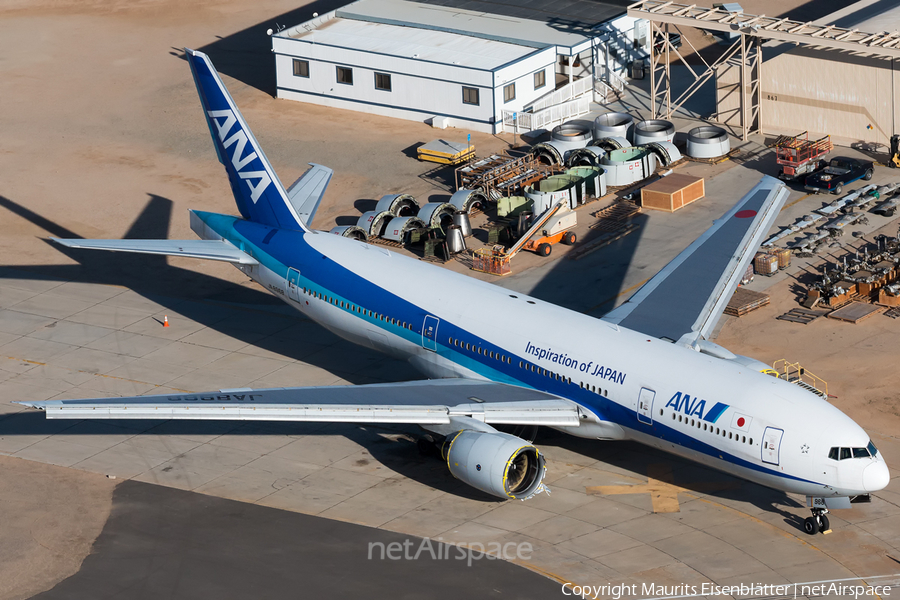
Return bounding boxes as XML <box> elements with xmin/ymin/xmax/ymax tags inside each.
<box><xmin>829</xmin><ymin>446</ymin><xmax>874</xmax><ymax>460</ymax></box>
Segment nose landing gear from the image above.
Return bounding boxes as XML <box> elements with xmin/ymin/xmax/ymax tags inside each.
<box><xmin>804</xmin><ymin>508</ymin><xmax>830</xmax><ymax>534</ymax></box>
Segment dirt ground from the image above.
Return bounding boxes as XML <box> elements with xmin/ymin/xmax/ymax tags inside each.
<box><xmin>1</xmin><ymin>0</ymin><xmax>898</xmax><ymax>596</ymax></box>
<box><xmin>0</xmin><ymin>455</ymin><xmax>115</xmax><ymax>600</ymax></box>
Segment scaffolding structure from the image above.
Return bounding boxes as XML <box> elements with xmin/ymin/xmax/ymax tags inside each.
<box><xmin>628</xmin><ymin>0</ymin><xmax>900</xmax><ymax>141</ymax></box>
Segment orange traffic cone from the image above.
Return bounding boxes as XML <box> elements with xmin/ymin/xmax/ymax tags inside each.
<box><xmin>163</xmin><ymin>315</ymin><xmax>170</xmax><ymax>328</ymax></box>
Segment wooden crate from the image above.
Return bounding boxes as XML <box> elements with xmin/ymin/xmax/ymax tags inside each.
<box><xmin>641</xmin><ymin>174</ymin><xmax>705</xmax><ymax>212</ymax></box>
<box><xmin>754</xmin><ymin>253</ymin><xmax>778</xmax><ymax>276</ymax></box>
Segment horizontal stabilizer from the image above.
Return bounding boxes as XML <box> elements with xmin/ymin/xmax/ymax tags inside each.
<box><xmin>17</xmin><ymin>379</ymin><xmax>581</xmax><ymax>426</ymax></box>
<box><xmin>51</xmin><ymin>238</ymin><xmax>258</xmax><ymax>265</ymax></box>
<box><xmin>286</xmin><ymin>163</ymin><xmax>333</xmax><ymax>227</ymax></box>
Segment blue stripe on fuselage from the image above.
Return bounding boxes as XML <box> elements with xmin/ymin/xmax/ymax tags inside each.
<box><xmin>197</xmin><ymin>212</ymin><xmax>820</xmax><ymax>487</ymax></box>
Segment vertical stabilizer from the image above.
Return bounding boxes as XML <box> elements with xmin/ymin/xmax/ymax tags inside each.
<box><xmin>185</xmin><ymin>48</ymin><xmax>309</xmax><ymax>232</ymax></box>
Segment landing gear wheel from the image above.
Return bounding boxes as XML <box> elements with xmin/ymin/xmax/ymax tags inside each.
<box><xmin>561</xmin><ymin>232</ymin><xmax>577</xmax><ymax>245</ymax></box>
<box><xmin>804</xmin><ymin>516</ymin><xmax>820</xmax><ymax>535</ymax></box>
<box><xmin>864</xmin><ymin>168</ymin><xmax>874</xmax><ymax>180</ymax></box>
<box><xmin>537</xmin><ymin>243</ymin><xmax>552</xmax><ymax>257</ymax></box>
<box><xmin>818</xmin><ymin>514</ymin><xmax>830</xmax><ymax>532</ymax></box>
<box><xmin>833</xmin><ymin>184</ymin><xmax>843</xmax><ymax>195</ymax></box>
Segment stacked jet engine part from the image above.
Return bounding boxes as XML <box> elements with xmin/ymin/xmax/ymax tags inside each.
<box><xmin>524</xmin><ymin>171</ymin><xmax>596</xmax><ymax>214</ymax></box>
<box><xmin>530</xmin><ymin>121</ymin><xmax>593</xmax><ymax>167</ymax></box>
<box><xmin>417</xmin><ymin>202</ymin><xmax>457</xmax><ymax>231</ymax></box>
<box><xmin>593</xmin><ymin>112</ymin><xmax>635</xmax><ymax>143</ymax></box>
<box><xmin>382</xmin><ymin>216</ymin><xmax>426</xmax><ymax>243</ymax></box>
<box><xmin>375</xmin><ymin>193</ymin><xmax>420</xmax><ymax>217</ymax></box>
<box><xmin>633</xmin><ymin>120</ymin><xmax>675</xmax><ymax>145</ymax></box>
<box><xmin>643</xmin><ymin>142</ymin><xmax>682</xmax><ymax>167</ymax></box>
<box><xmin>686</xmin><ymin>126</ymin><xmax>731</xmax><ymax>159</ymax></box>
<box><xmin>600</xmin><ymin>147</ymin><xmax>658</xmax><ymax>187</ymax></box>
<box><xmin>328</xmin><ymin>225</ymin><xmax>369</xmax><ymax>241</ymax></box>
<box><xmin>452</xmin><ymin>211</ymin><xmax>473</xmax><ymax>237</ymax></box>
<box><xmin>356</xmin><ymin>210</ymin><xmax>394</xmax><ymax>239</ymax></box>
<box><xmin>445</xmin><ymin>225</ymin><xmax>467</xmax><ymax>254</ymax></box>
<box><xmin>449</xmin><ymin>189</ymin><xmax>488</xmax><ymax>214</ymax></box>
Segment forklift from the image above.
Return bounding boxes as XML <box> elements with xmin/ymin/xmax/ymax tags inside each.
<box><xmin>889</xmin><ymin>134</ymin><xmax>900</xmax><ymax>168</ymax></box>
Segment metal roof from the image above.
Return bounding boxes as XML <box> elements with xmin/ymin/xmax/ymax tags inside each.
<box><xmin>628</xmin><ymin>0</ymin><xmax>900</xmax><ymax>59</ymax></box>
<box><xmin>291</xmin><ymin>17</ymin><xmax>536</xmax><ymax>70</ymax></box>
<box><xmin>334</xmin><ymin>0</ymin><xmax>600</xmax><ymax>51</ymax></box>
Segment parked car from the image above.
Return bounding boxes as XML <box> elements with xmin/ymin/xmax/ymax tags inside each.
<box><xmin>652</xmin><ymin>32</ymin><xmax>682</xmax><ymax>54</ymax></box>
<box><xmin>804</xmin><ymin>157</ymin><xmax>874</xmax><ymax>195</ymax></box>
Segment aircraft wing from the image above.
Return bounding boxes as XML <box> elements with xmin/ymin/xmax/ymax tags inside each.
<box><xmin>16</xmin><ymin>379</ymin><xmax>582</xmax><ymax>426</ymax></box>
<box><xmin>51</xmin><ymin>238</ymin><xmax>258</xmax><ymax>265</ymax></box>
<box><xmin>286</xmin><ymin>163</ymin><xmax>333</xmax><ymax>227</ymax></box>
<box><xmin>602</xmin><ymin>175</ymin><xmax>789</xmax><ymax>346</ymax></box>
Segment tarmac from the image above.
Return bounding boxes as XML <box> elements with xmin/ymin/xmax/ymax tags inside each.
<box><xmin>2</xmin><ymin>0</ymin><xmax>900</xmax><ymax>597</ymax></box>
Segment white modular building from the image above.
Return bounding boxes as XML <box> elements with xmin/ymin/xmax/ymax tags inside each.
<box><xmin>272</xmin><ymin>0</ymin><xmax>632</xmax><ymax>133</ymax></box>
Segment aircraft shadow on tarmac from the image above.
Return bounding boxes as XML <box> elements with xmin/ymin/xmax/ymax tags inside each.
<box><xmin>0</xmin><ymin>193</ymin><xmax>804</xmax><ymax>526</ymax></box>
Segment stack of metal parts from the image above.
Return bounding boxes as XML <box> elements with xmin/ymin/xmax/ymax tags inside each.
<box><xmin>762</xmin><ymin>182</ymin><xmax>900</xmax><ymax>255</ymax></box>
<box><xmin>805</xmin><ymin>234</ymin><xmax>900</xmax><ymax>308</ymax></box>
<box><xmin>455</xmin><ymin>152</ymin><xmax>552</xmax><ymax>200</ymax></box>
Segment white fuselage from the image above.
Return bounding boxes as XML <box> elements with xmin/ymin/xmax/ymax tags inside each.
<box><xmin>212</xmin><ymin>215</ymin><xmax>888</xmax><ymax>501</ymax></box>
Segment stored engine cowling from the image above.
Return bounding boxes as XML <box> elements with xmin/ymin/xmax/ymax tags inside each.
<box><xmin>442</xmin><ymin>430</ymin><xmax>547</xmax><ymax>500</ymax></box>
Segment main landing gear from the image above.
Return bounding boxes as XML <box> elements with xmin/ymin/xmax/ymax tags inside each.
<box><xmin>804</xmin><ymin>507</ymin><xmax>830</xmax><ymax>534</ymax></box>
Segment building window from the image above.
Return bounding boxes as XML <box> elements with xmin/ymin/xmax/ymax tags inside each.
<box><xmin>462</xmin><ymin>86</ymin><xmax>479</xmax><ymax>105</ymax></box>
<box><xmin>503</xmin><ymin>83</ymin><xmax>515</xmax><ymax>103</ymax></box>
<box><xmin>293</xmin><ymin>59</ymin><xmax>309</xmax><ymax>78</ymax></box>
<box><xmin>534</xmin><ymin>70</ymin><xmax>546</xmax><ymax>90</ymax></box>
<box><xmin>336</xmin><ymin>66</ymin><xmax>353</xmax><ymax>85</ymax></box>
<box><xmin>374</xmin><ymin>72</ymin><xmax>392</xmax><ymax>91</ymax></box>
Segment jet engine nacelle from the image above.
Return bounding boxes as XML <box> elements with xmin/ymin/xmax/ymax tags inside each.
<box><xmin>443</xmin><ymin>430</ymin><xmax>547</xmax><ymax>500</ymax></box>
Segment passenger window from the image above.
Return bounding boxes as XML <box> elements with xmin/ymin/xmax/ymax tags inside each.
<box><xmin>840</xmin><ymin>447</ymin><xmax>851</xmax><ymax>460</ymax></box>
<box><xmin>749</xmin><ymin>438</ymin><xmax>753</xmax><ymax>445</ymax></box>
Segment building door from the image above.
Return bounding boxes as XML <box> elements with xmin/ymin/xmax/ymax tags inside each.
<box><xmin>285</xmin><ymin>268</ymin><xmax>301</xmax><ymax>302</ymax></box>
<box><xmin>637</xmin><ymin>387</ymin><xmax>655</xmax><ymax>425</ymax></box>
<box><xmin>762</xmin><ymin>427</ymin><xmax>784</xmax><ymax>465</ymax></box>
<box><xmin>422</xmin><ymin>315</ymin><xmax>439</xmax><ymax>352</ymax></box>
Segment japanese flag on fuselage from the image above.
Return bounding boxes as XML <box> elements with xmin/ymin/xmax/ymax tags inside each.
<box><xmin>731</xmin><ymin>413</ymin><xmax>752</xmax><ymax>432</ymax></box>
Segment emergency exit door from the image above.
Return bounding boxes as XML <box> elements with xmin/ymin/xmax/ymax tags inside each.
<box><xmin>422</xmin><ymin>315</ymin><xmax>439</xmax><ymax>352</ymax></box>
<box><xmin>637</xmin><ymin>387</ymin><xmax>655</xmax><ymax>425</ymax></box>
<box><xmin>762</xmin><ymin>427</ymin><xmax>784</xmax><ymax>465</ymax></box>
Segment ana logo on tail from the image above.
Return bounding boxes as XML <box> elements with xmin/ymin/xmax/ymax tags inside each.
<box><xmin>207</xmin><ymin>109</ymin><xmax>272</xmax><ymax>203</ymax></box>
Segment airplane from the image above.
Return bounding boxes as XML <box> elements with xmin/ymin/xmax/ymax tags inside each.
<box><xmin>18</xmin><ymin>49</ymin><xmax>889</xmax><ymax>536</ymax></box>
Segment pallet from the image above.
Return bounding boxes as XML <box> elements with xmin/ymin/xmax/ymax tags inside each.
<box><xmin>826</xmin><ymin>302</ymin><xmax>885</xmax><ymax>324</ymax></box>
<box><xmin>884</xmin><ymin>307</ymin><xmax>900</xmax><ymax>319</ymax></box>
<box><xmin>568</xmin><ymin>224</ymin><xmax>640</xmax><ymax>261</ymax></box>
<box><xmin>590</xmin><ymin>202</ymin><xmax>641</xmax><ymax>229</ymax></box>
<box><xmin>686</xmin><ymin>149</ymin><xmax>739</xmax><ymax>165</ymax></box>
<box><xmin>370</xmin><ymin>237</ymin><xmax>404</xmax><ymax>248</ymax></box>
<box><xmin>777</xmin><ymin>308</ymin><xmax>829</xmax><ymax>324</ymax></box>
<box><xmin>724</xmin><ymin>288</ymin><xmax>770</xmax><ymax>317</ymax></box>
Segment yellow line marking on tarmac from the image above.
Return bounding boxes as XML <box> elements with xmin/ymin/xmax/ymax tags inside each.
<box><xmin>3</xmin><ymin>356</ymin><xmax>46</xmax><ymax>366</ymax></box>
<box><xmin>585</xmin><ymin>463</ymin><xmax>740</xmax><ymax>513</ymax></box>
<box><xmin>781</xmin><ymin>193</ymin><xmax>812</xmax><ymax>212</ymax></box>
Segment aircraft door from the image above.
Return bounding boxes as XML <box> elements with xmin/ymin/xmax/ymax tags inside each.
<box><xmin>637</xmin><ymin>387</ymin><xmax>655</xmax><ymax>425</ymax></box>
<box><xmin>762</xmin><ymin>427</ymin><xmax>784</xmax><ymax>465</ymax></box>
<box><xmin>422</xmin><ymin>315</ymin><xmax>439</xmax><ymax>352</ymax></box>
<box><xmin>285</xmin><ymin>268</ymin><xmax>302</xmax><ymax>302</ymax></box>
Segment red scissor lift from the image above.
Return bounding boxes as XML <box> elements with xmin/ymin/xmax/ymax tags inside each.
<box><xmin>775</xmin><ymin>132</ymin><xmax>833</xmax><ymax>181</ymax></box>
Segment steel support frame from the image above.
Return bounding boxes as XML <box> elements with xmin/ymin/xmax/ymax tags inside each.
<box><xmin>649</xmin><ymin>23</ymin><xmax>761</xmax><ymax>140</ymax></box>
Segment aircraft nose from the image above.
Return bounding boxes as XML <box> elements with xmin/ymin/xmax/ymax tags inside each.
<box><xmin>863</xmin><ymin>460</ymin><xmax>890</xmax><ymax>492</ymax></box>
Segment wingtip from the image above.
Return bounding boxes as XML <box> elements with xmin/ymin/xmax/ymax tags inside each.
<box><xmin>13</xmin><ymin>401</ymin><xmax>43</xmax><ymax>410</ymax></box>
